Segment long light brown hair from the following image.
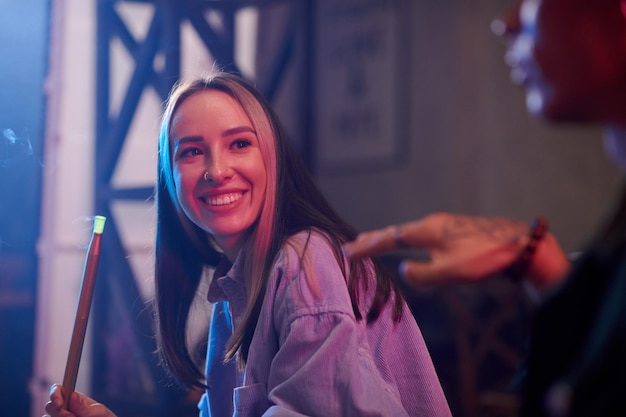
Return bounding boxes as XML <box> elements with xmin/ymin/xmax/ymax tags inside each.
<box><xmin>154</xmin><ymin>71</ymin><xmax>403</xmax><ymax>389</ymax></box>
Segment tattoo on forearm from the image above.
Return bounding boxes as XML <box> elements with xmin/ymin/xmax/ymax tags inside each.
<box><xmin>441</xmin><ymin>216</ymin><xmax>527</xmax><ymax>243</ymax></box>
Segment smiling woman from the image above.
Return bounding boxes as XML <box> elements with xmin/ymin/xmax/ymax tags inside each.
<box><xmin>169</xmin><ymin>90</ymin><xmax>268</xmax><ymax>261</ymax></box>
<box><xmin>44</xmin><ymin>71</ymin><xmax>452</xmax><ymax>417</ymax></box>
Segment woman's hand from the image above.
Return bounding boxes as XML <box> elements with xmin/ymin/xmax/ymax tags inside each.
<box><xmin>44</xmin><ymin>384</ymin><xmax>117</xmax><ymax>417</ymax></box>
<box><xmin>343</xmin><ymin>213</ymin><xmax>570</xmax><ymax>290</ymax></box>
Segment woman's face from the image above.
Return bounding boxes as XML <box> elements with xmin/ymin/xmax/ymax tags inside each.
<box><xmin>495</xmin><ymin>0</ymin><xmax>626</xmax><ymax>123</ymax></box>
<box><xmin>169</xmin><ymin>89</ymin><xmax>267</xmax><ymax>260</ymax></box>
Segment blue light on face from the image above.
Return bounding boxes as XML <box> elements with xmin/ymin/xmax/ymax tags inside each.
<box><xmin>526</xmin><ymin>88</ymin><xmax>545</xmax><ymax>115</ymax></box>
<box><xmin>520</xmin><ymin>0</ymin><xmax>539</xmax><ymax>28</ymax></box>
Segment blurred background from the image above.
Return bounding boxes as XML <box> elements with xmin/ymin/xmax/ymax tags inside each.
<box><xmin>0</xmin><ymin>0</ymin><xmax>621</xmax><ymax>416</ymax></box>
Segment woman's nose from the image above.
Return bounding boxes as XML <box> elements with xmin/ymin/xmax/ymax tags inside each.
<box><xmin>203</xmin><ymin>155</ymin><xmax>232</xmax><ymax>185</ymax></box>
<box><xmin>491</xmin><ymin>0</ymin><xmax>522</xmax><ymax>42</ymax></box>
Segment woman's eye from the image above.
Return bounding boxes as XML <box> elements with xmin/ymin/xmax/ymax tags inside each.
<box><xmin>231</xmin><ymin>139</ymin><xmax>252</xmax><ymax>150</ymax></box>
<box><xmin>179</xmin><ymin>147</ymin><xmax>203</xmax><ymax>158</ymax></box>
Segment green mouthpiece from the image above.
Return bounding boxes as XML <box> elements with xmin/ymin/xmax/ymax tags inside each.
<box><xmin>93</xmin><ymin>215</ymin><xmax>107</xmax><ymax>234</ymax></box>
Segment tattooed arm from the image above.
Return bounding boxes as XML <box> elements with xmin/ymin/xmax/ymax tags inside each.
<box><xmin>342</xmin><ymin>213</ymin><xmax>570</xmax><ymax>291</ymax></box>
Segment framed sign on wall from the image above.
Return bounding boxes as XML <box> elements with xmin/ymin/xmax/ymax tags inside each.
<box><xmin>314</xmin><ymin>0</ymin><xmax>410</xmax><ymax>173</ymax></box>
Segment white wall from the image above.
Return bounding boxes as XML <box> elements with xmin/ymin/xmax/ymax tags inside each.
<box><xmin>32</xmin><ymin>1</ymin><xmax>98</xmax><ymax>414</ymax></box>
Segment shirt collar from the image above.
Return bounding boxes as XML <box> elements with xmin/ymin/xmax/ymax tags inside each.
<box><xmin>206</xmin><ymin>248</ymin><xmax>248</xmax><ymax>321</ymax></box>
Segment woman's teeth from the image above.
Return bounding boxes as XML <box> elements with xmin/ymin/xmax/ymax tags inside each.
<box><xmin>205</xmin><ymin>192</ymin><xmax>242</xmax><ymax>206</ymax></box>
